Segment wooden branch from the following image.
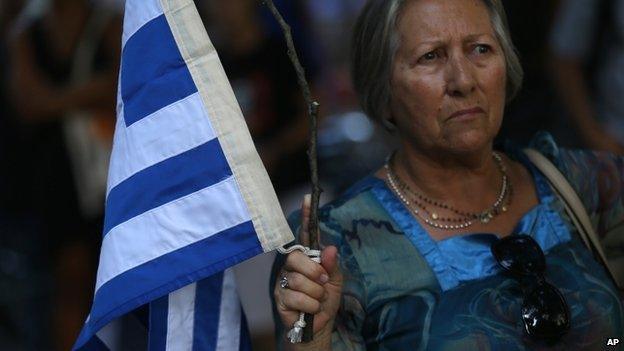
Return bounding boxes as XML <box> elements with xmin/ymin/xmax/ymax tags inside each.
<box><xmin>262</xmin><ymin>0</ymin><xmax>322</xmax><ymax>343</ymax></box>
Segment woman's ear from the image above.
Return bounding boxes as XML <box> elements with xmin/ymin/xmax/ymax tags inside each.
<box><xmin>381</xmin><ymin>109</ymin><xmax>397</xmax><ymax>131</ymax></box>
<box><xmin>381</xmin><ymin>96</ymin><xmax>397</xmax><ymax>131</ymax></box>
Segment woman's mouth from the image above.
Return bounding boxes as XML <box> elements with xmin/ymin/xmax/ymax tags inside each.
<box><xmin>448</xmin><ymin>107</ymin><xmax>486</xmax><ymax>121</ymax></box>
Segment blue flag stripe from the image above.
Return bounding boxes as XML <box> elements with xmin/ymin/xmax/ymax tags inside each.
<box><xmin>192</xmin><ymin>273</ymin><xmax>223</xmax><ymax>351</ymax></box>
<box><xmin>148</xmin><ymin>295</ymin><xmax>169</xmax><ymax>351</ymax></box>
<box><xmin>97</xmin><ymin>176</ymin><xmax>252</xmax><ymax>290</ymax></box>
<box><xmin>121</xmin><ymin>14</ymin><xmax>197</xmax><ymax>126</ymax></box>
<box><xmin>75</xmin><ymin>221</ymin><xmax>262</xmax><ymax>349</ymax></box>
<box><xmin>107</xmin><ymin>92</ymin><xmax>216</xmax><ymax>192</ymax></box>
<box><xmin>122</xmin><ymin>0</ymin><xmax>162</xmax><ymax>46</ymax></box>
<box><xmin>103</xmin><ymin>138</ymin><xmax>231</xmax><ymax>235</ymax></box>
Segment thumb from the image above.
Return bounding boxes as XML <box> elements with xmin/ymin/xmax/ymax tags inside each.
<box><xmin>320</xmin><ymin>246</ymin><xmax>342</xmax><ymax>283</ymax></box>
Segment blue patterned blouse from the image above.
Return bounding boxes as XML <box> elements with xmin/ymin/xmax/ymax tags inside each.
<box><xmin>273</xmin><ymin>133</ymin><xmax>624</xmax><ymax>350</ymax></box>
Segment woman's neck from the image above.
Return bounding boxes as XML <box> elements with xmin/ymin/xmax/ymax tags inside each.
<box><xmin>392</xmin><ymin>143</ymin><xmax>501</xmax><ymax>206</ymax></box>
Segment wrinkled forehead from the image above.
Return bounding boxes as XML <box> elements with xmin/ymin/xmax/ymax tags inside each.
<box><xmin>396</xmin><ymin>0</ymin><xmax>495</xmax><ymax>46</ymax></box>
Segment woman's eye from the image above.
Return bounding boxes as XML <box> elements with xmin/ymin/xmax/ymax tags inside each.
<box><xmin>418</xmin><ymin>51</ymin><xmax>439</xmax><ymax>63</ymax></box>
<box><xmin>474</xmin><ymin>44</ymin><xmax>491</xmax><ymax>55</ymax></box>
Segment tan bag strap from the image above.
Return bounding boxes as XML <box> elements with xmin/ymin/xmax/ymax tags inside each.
<box><xmin>523</xmin><ymin>149</ymin><xmax>619</xmax><ymax>287</ymax></box>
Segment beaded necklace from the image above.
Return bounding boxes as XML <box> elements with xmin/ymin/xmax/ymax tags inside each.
<box><xmin>385</xmin><ymin>152</ymin><xmax>512</xmax><ymax>230</ymax></box>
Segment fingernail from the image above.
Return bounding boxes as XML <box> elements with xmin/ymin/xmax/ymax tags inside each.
<box><xmin>319</xmin><ymin>274</ymin><xmax>329</xmax><ymax>284</ymax></box>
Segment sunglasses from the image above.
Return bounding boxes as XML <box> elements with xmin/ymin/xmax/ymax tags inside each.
<box><xmin>491</xmin><ymin>234</ymin><xmax>570</xmax><ymax>340</ymax></box>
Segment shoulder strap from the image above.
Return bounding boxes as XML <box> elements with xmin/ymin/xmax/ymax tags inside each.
<box><xmin>523</xmin><ymin>148</ymin><xmax>620</xmax><ymax>287</ymax></box>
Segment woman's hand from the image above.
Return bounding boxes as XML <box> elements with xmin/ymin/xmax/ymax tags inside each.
<box><xmin>274</xmin><ymin>195</ymin><xmax>343</xmax><ymax>348</ymax></box>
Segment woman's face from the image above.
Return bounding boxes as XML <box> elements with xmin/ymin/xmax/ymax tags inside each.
<box><xmin>389</xmin><ymin>0</ymin><xmax>507</xmax><ymax>156</ymax></box>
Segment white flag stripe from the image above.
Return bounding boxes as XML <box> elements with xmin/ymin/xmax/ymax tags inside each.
<box><xmin>216</xmin><ymin>269</ymin><xmax>241</xmax><ymax>351</ymax></box>
<box><xmin>107</xmin><ymin>96</ymin><xmax>126</xmax><ymax>197</ymax></box>
<box><xmin>122</xmin><ymin>0</ymin><xmax>163</xmax><ymax>46</ymax></box>
<box><xmin>166</xmin><ymin>283</ymin><xmax>197</xmax><ymax>351</ymax></box>
<box><xmin>107</xmin><ymin>92</ymin><xmax>216</xmax><ymax>192</ymax></box>
<box><xmin>95</xmin><ymin>321</ymin><xmax>119</xmax><ymax>350</ymax></box>
<box><xmin>96</xmin><ymin>176</ymin><xmax>251</xmax><ymax>291</ymax></box>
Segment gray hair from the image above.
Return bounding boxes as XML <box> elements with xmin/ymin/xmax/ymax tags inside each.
<box><xmin>351</xmin><ymin>0</ymin><xmax>523</xmax><ymax>128</ymax></box>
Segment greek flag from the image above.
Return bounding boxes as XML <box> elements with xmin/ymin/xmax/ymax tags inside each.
<box><xmin>73</xmin><ymin>0</ymin><xmax>294</xmax><ymax>349</ymax></box>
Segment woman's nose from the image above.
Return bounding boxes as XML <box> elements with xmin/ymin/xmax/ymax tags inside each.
<box><xmin>445</xmin><ymin>56</ymin><xmax>477</xmax><ymax>97</ymax></box>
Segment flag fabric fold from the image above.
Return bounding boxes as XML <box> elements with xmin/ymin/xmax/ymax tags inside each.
<box><xmin>74</xmin><ymin>0</ymin><xmax>294</xmax><ymax>349</ymax></box>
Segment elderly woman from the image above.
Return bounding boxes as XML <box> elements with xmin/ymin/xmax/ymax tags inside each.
<box><xmin>272</xmin><ymin>0</ymin><xmax>624</xmax><ymax>349</ymax></box>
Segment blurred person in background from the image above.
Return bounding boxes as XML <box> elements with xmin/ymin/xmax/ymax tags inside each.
<box><xmin>0</xmin><ymin>2</ymin><xmax>40</xmax><ymax>349</ymax></box>
<box><xmin>0</xmin><ymin>0</ymin><xmax>25</xmax><ymax>205</ymax></box>
<box><xmin>199</xmin><ymin>0</ymin><xmax>317</xmax><ymax>197</ymax></box>
<box><xmin>304</xmin><ymin>0</ymin><xmax>364</xmax><ymax>113</ymax></box>
<box><xmin>550</xmin><ymin>0</ymin><xmax>624</xmax><ymax>154</ymax></box>
<box><xmin>497</xmin><ymin>0</ymin><xmax>564</xmax><ymax>145</ymax></box>
<box><xmin>304</xmin><ymin>0</ymin><xmax>396</xmax><ymax>195</ymax></box>
<box><xmin>7</xmin><ymin>0</ymin><xmax>121</xmax><ymax>349</ymax></box>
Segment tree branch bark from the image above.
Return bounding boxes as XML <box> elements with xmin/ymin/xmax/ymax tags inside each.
<box><xmin>262</xmin><ymin>0</ymin><xmax>322</xmax><ymax>343</ymax></box>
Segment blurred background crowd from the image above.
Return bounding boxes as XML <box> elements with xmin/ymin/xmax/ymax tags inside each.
<box><xmin>0</xmin><ymin>0</ymin><xmax>622</xmax><ymax>350</ymax></box>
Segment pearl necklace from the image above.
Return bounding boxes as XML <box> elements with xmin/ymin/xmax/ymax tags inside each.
<box><xmin>385</xmin><ymin>152</ymin><xmax>512</xmax><ymax>231</ymax></box>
